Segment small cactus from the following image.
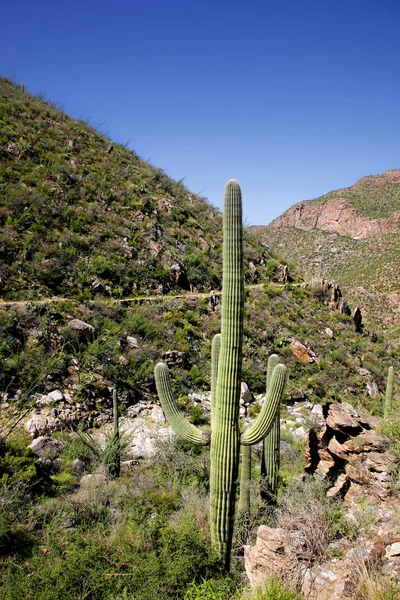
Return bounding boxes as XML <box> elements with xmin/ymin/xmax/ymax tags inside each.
<box><xmin>238</xmin><ymin>444</ymin><xmax>252</xmax><ymax>515</ymax></box>
<box><xmin>384</xmin><ymin>366</ymin><xmax>394</xmax><ymax>419</ymax></box>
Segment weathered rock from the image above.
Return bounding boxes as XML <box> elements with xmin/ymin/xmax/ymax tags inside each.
<box><xmin>121</xmin><ymin>417</ymin><xmax>174</xmax><ymax>459</ymax></box>
<box><xmin>42</xmin><ymin>390</ymin><xmax>64</xmax><ymax>404</ymax></box>
<box><xmin>244</xmin><ymin>526</ymin><xmax>294</xmax><ymax>585</ymax></box>
<box><xmin>292</xmin><ymin>426</ymin><xmax>308</xmax><ymax>442</ymax></box>
<box><xmin>150</xmin><ymin>405</ymin><xmax>166</xmax><ymax>425</ymax></box>
<box><xmin>67</xmin><ymin>319</ymin><xmax>95</xmax><ymax>337</ymax></box>
<box><xmin>29</xmin><ymin>436</ymin><xmax>62</xmax><ymax>459</ymax></box>
<box><xmin>289</xmin><ymin>338</ymin><xmax>316</xmax><ymax>363</ymax></box>
<box><xmin>337</xmin><ymin>298</ymin><xmax>351</xmax><ymax>316</ymax></box>
<box><xmin>366</xmin><ymin>378</ymin><xmax>379</xmax><ymax>399</ymax></box>
<box><xmin>240</xmin><ymin>382</ymin><xmax>253</xmax><ymax>405</ymax></box>
<box><xmin>126</xmin><ymin>336</ymin><xmax>140</xmax><ymax>349</ymax></box>
<box><xmin>161</xmin><ymin>350</ymin><xmax>185</xmax><ymax>367</ymax></box>
<box><xmin>325</xmin><ymin>403</ymin><xmax>362</xmax><ymax>433</ymax></box>
<box><xmin>351</xmin><ymin>306</ymin><xmax>363</xmax><ymax>332</ymax></box>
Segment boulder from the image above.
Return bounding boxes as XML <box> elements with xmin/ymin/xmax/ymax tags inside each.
<box><xmin>29</xmin><ymin>436</ymin><xmax>62</xmax><ymax>460</ymax></box>
<box><xmin>67</xmin><ymin>319</ymin><xmax>95</xmax><ymax>338</ymax></box>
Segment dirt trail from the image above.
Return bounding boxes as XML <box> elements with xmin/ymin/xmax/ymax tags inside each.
<box><xmin>0</xmin><ymin>284</ymin><xmax>267</xmax><ymax>309</ymax></box>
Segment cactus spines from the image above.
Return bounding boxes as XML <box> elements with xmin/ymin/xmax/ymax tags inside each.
<box><xmin>209</xmin><ymin>179</ymin><xmax>244</xmax><ymax>568</ymax></box>
<box><xmin>238</xmin><ymin>444</ymin><xmax>252</xmax><ymax>515</ymax></box>
<box><xmin>211</xmin><ymin>334</ymin><xmax>221</xmax><ymax>428</ymax></box>
<box><xmin>155</xmin><ymin>362</ymin><xmax>211</xmax><ymax>445</ymax></box>
<box><xmin>154</xmin><ymin>180</ymin><xmax>287</xmax><ymax>571</ymax></box>
<box><xmin>261</xmin><ymin>355</ymin><xmax>282</xmax><ymax>503</ymax></box>
<box><xmin>241</xmin><ymin>363</ymin><xmax>286</xmax><ymax>446</ymax></box>
<box><xmin>384</xmin><ymin>365</ymin><xmax>394</xmax><ymax>419</ymax></box>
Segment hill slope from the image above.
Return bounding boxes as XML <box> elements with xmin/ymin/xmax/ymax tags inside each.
<box><xmin>0</xmin><ymin>77</ymin><xmax>267</xmax><ymax>301</ymax></box>
<box><xmin>256</xmin><ymin>170</ymin><xmax>400</xmax><ymax>329</ymax></box>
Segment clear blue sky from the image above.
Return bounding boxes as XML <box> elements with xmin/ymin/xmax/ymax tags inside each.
<box><xmin>2</xmin><ymin>0</ymin><xmax>400</xmax><ymax>224</ymax></box>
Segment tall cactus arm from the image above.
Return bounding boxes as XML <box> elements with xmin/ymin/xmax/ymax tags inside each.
<box><xmin>261</xmin><ymin>354</ymin><xmax>281</xmax><ymax>501</ymax></box>
<box><xmin>384</xmin><ymin>365</ymin><xmax>394</xmax><ymax>419</ymax></box>
<box><xmin>154</xmin><ymin>362</ymin><xmax>211</xmax><ymax>445</ymax></box>
<box><xmin>211</xmin><ymin>333</ymin><xmax>221</xmax><ymax>428</ymax></box>
<box><xmin>266</xmin><ymin>354</ymin><xmax>280</xmax><ymax>391</ymax></box>
<box><xmin>241</xmin><ymin>364</ymin><xmax>287</xmax><ymax>446</ymax></box>
<box><xmin>113</xmin><ymin>388</ymin><xmax>119</xmax><ymax>437</ymax></box>
<box><xmin>210</xmin><ymin>179</ymin><xmax>244</xmax><ymax>570</ymax></box>
<box><xmin>238</xmin><ymin>444</ymin><xmax>252</xmax><ymax>514</ymax></box>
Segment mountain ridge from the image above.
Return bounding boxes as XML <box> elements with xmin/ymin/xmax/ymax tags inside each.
<box><xmin>255</xmin><ymin>169</ymin><xmax>400</xmax><ymax>329</ymax></box>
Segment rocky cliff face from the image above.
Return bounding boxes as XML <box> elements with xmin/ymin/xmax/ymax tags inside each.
<box><xmin>270</xmin><ymin>197</ymin><xmax>400</xmax><ymax>239</ymax></box>
<box><xmin>270</xmin><ymin>170</ymin><xmax>400</xmax><ymax>240</ymax></box>
<box><xmin>255</xmin><ymin>169</ymin><xmax>400</xmax><ymax>329</ymax></box>
<box><xmin>270</xmin><ymin>169</ymin><xmax>400</xmax><ymax>241</ymax></box>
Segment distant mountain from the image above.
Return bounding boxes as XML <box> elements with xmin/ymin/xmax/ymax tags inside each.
<box><xmin>0</xmin><ymin>77</ymin><xmax>268</xmax><ymax>301</ymax></box>
<box><xmin>255</xmin><ymin>170</ymin><xmax>400</xmax><ymax>329</ymax></box>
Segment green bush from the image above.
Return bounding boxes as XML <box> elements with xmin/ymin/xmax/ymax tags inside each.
<box><xmin>0</xmin><ymin>431</ymin><xmax>37</xmax><ymax>485</ymax></box>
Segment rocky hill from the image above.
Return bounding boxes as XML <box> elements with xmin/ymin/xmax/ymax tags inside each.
<box><xmin>0</xmin><ymin>77</ymin><xmax>267</xmax><ymax>301</ymax></box>
<box><xmin>255</xmin><ymin>170</ymin><xmax>400</xmax><ymax>329</ymax></box>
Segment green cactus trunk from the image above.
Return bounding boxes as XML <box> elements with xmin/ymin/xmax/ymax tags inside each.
<box><xmin>238</xmin><ymin>444</ymin><xmax>252</xmax><ymax>514</ymax></box>
<box><xmin>384</xmin><ymin>366</ymin><xmax>394</xmax><ymax>419</ymax></box>
<box><xmin>210</xmin><ymin>180</ymin><xmax>244</xmax><ymax>569</ymax></box>
<box><xmin>154</xmin><ymin>180</ymin><xmax>287</xmax><ymax>572</ymax></box>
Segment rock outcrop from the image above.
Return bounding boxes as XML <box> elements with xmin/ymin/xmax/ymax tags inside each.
<box><xmin>244</xmin><ymin>402</ymin><xmax>400</xmax><ymax>598</ymax></box>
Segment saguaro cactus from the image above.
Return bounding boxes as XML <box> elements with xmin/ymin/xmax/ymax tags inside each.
<box><xmin>154</xmin><ymin>180</ymin><xmax>287</xmax><ymax>570</ymax></box>
<box><xmin>238</xmin><ymin>444</ymin><xmax>252</xmax><ymax>515</ymax></box>
<box><xmin>384</xmin><ymin>366</ymin><xmax>394</xmax><ymax>419</ymax></box>
<box><xmin>261</xmin><ymin>354</ymin><xmax>281</xmax><ymax>504</ymax></box>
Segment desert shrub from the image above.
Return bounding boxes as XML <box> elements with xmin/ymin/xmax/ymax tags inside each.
<box><xmin>0</xmin><ymin>431</ymin><xmax>37</xmax><ymax>485</ymax></box>
<box><xmin>240</xmin><ymin>578</ymin><xmax>302</xmax><ymax>599</ymax></box>
<box><xmin>184</xmin><ymin>576</ymin><xmax>239</xmax><ymax>599</ymax></box>
<box><xmin>189</xmin><ymin>405</ymin><xmax>205</xmax><ymax>425</ymax></box>
<box><xmin>276</xmin><ymin>477</ymin><xmax>356</xmax><ymax>561</ymax></box>
<box><xmin>352</xmin><ymin>555</ymin><xmax>400</xmax><ymax>600</ymax></box>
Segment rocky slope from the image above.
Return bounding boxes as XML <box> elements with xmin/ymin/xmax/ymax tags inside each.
<box><xmin>255</xmin><ymin>170</ymin><xmax>400</xmax><ymax>329</ymax></box>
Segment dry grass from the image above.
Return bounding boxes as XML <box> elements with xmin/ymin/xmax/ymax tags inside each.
<box><xmin>352</xmin><ymin>554</ymin><xmax>400</xmax><ymax>600</ymax></box>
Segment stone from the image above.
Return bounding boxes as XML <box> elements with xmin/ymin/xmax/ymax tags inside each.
<box><xmin>366</xmin><ymin>379</ymin><xmax>379</xmax><ymax>399</ymax></box>
<box><xmin>325</xmin><ymin>327</ymin><xmax>334</xmax><ymax>338</ymax></box>
<box><xmin>289</xmin><ymin>338</ymin><xmax>316</xmax><ymax>363</ymax></box>
<box><xmin>67</xmin><ymin>319</ymin><xmax>95</xmax><ymax>337</ymax></box>
<box><xmin>387</xmin><ymin>543</ymin><xmax>400</xmax><ymax>558</ymax></box>
<box><xmin>43</xmin><ymin>390</ymin><xmax>64</xmax><ymax>404</ymax></box>
<box><xmin>72</xmin><ymin>458</ymin><xmax>86</xmax><ymax>475</ymax></box>
<box><xmin>326</xmin><ymin>404</ymin><xmax>362</xmax><ymax>433</ymax></box>
<box><xmin>150</xmin><ymin>405</ymin><xmax>166</xmax><ymax>425</ymax></box>
<box><xmin>161</xmin><ymin>350</ymin><xmax>185</xmax><ymax>367</ymax></box>
<box><xmin>343</xmin><ymin>430</ymin><xmax>386</xmax><ymax>454</ymax></box>
<box><xmin>26</xmin><ymin>413</ymin><xmax>59</xmax><ymax>437</ymax></box>
<box><xmin>126</xmin><ymin>336</ymin><xmax>140</xmax><ymax>349</ymax></box>
<box><xmin>119</xmin><ymin>355</ymin><xmax>129</xmax><ymax>366</ymax></box>
<box><xmin>240</xmin><ymin>382</ymin><xmax>253</xmax><ymax>405</ymax></box>
<box><xmin>351</xmin><ymin>306</ymin><xmax>362</xmax><ymax>332</ymax></box>
<box><xmin>29</xmin><ymin>436</ymin><xmax>62</xmax><ymax>460</ymax></box>
<box><xmin>327</xmin><ymin>473</ymin><xmax>348</xmax><ymax>497</ymax></box>
<box><xmin>292</xmin><ymin>426</ymin><xmax>308</xmax><ymax>442</ymax></box>
<box><xmin>337</xmin><ymin>298</ymin><xmax>351</xmax><ymax>316</ymax></box>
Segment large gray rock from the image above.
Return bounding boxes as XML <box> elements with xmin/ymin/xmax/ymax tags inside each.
<box><xmin>29</xmin><ymin>436</ymin><xmax>62</xmax><ymax>460</ymax></box>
